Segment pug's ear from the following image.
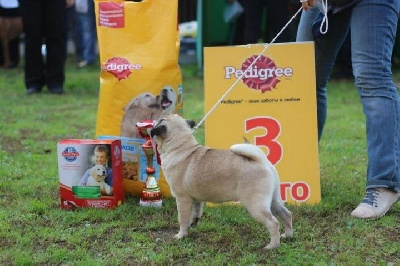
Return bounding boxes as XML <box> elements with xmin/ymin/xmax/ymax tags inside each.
<box><xmin>186</xmin><ymin>120</ymin><xmax>196</xmax><ymax>129</ymax></box>
<box><xmin>150</xmin><ymin>125</ymin><xmax>166</xmax><ymax>138</ymax></box>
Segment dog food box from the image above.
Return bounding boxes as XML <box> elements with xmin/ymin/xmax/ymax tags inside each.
<box><xmin>57</xmin><ymin>139</ymin><xmax>124</xmax><ymax>209</ymax></box>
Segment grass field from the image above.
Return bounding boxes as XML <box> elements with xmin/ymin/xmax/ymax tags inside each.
<box><xmin>0</xmin><ymin>58</ymin><xmax>399</xmax><ymax>265</ymax></box>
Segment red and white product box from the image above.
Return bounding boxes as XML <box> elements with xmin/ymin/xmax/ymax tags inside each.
<box><xmin>57</xmin><ymin>139</ymin><xmax>124</xmax><ymax>209</ymax></box>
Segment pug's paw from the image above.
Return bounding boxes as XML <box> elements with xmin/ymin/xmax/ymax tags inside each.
<box><xmin>174</xmin><ymin>231</ymin><xmax>187</xmax><ymax>239</ymax></box>
<box><xmin>281</xmin><ymin>232</ymin><xmax>293</xmax><ymax>238</ymax></box>
<box><xmin>264</xmin><ymin>241</ymin><xmax>280</xmax><ymax>250</ymax></box>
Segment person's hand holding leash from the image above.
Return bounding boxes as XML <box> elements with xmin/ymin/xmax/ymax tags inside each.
<box><xmin>300</xmin><ymin>0</ymin><xmax>316</xmax><ymax>11</ymax></box>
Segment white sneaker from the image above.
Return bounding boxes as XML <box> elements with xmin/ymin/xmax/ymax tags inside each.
<box><xmin>77</xmin><ymin>60</ymin><xmax>88</xmax><ymax>68</ymax></box>
<box><xmin>351</xmin><ymin>188</ymin><xmax>400</xmax><ymax>219</ymax></box>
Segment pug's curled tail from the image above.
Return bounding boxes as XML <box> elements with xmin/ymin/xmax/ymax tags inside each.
<box><xmin>230</xmin><ymin>143</ymin><xmax>272</xmax><ymax>166</ymax></box>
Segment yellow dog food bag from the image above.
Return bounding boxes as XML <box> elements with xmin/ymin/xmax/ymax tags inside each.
<box><xmin>94</xmin><ymin>0</ymin><xmax>183</xmax><ymax>197</ymax></box>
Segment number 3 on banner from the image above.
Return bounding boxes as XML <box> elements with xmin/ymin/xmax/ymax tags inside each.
<box><xmin>245</xmin><ymin>117</ymin><xmax>282</xmax><ymax>165</ymax></box>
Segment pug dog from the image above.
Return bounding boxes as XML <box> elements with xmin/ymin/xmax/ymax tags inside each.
<box><xmin>150</xmin><ymin>114</ymin><xmax>293</xmax><ymax>249</ymax></box>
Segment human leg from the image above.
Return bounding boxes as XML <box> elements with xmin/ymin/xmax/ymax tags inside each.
<box><xmin>8</xmin><ymin>35</ymin><xmax>19</xmax><ymax>68</ymax></box>
<box><xmin>350</xmin><ymin>0</ymin><xmax>400</xmax><ymax>219</ymax></box>
<box><xmin>66</xmin><ymin>5</ymin><xmax>82</xmax><ymax>63</ymax></box>
<box><xmin>331</xmin><ymin>33</ymin><xmax>352</xmax><ymax>80</ymax></box>
<box><xmin>86</xmin><ymin>0</ymin><xmax>97</xmax><ymax>65</ymax></box>
<box><xmin>0</xmin><ymin>6</ymin><xmax>21</xmax><ymax>68</ymax></box>
<box><xmin>265</xmin><ymin>0</ymin><xmax>289</xmax><ymax>42</ymax></box>
<box><xmin>43</xmin><ymin>0</ymin><xmax>66</xmax><ymax>93</ymax></box>
<box><xmin>78</xmin><ymin>0</ymin><xmax>97</xmax><ymax>67</ymax></box>
<box><xmin>19</xmin><ymin>0</ymin><xmax>45</xmax><ymax>92</ymax></box>
<box><xmin>296</xmin><ymin>7</ymin><xmax>317</xmax><ymax>42</ymax></box>
<box><xmin>242</xmin><ymin>0</ymin><xmax>265</xmax><ymax>44</ymax></box>
<box><xmin>296</xmin><ymin>7</ymin><xmax>351</xmax><ymax>140</ymax></box>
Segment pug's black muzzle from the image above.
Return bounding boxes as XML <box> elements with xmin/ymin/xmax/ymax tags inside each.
<box><xmin>150</xmin><ymin>125</ymin><xmax>166</xmax><ymax>138</ymax></box>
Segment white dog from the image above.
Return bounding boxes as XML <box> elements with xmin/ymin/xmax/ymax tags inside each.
<box><xmin>120</xmin><ymin>86</ymin><xmax>177</xmax><ymax>138</ymax></box>
<box><xmin>158</xmin><ymin>85</ymin><xmax>177</xmax><ymax>115</ymax></box>
<box><xmin>120</xmin><ymin>92</ymin><xmax>161</xmax><ymax>138</ymax></box>
<box><xmin>87</xmin><ymin>165</ymin><xmax>111</xmax><ymax>195</ymax></box>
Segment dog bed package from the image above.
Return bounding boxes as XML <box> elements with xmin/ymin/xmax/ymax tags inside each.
<box><xmin>57</xmin><ymin>139</ymin><xmax>124</xmax><ymax>209</ymax></box>
<box><xmin>94</xmin><ymin>0</ymin><xmax>182</xmax><ymax>198</ymax></box>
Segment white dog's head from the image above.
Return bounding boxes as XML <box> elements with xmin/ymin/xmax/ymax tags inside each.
<box><xmin>158</xmin><ymin>86</ymin><xmax>177</xmax><ymax>115</ymax></box>
<box><xmin>120</xmin><ymin>92</ymin><xmax>163</xmax><ymax>138</ymax></box>
<box><xmin>120</xmin><ymin>88</ymin><xmax>177</xmax><ymax>138</ymax></box>
<box><xmin>90</xmin><ymin>164</ymin><xmax>106</xmax><ymax>182</ymax></box>
<box><xmin>122</xmin><ymin>92</ymin><xmax>160</xmax><ymax>113</ymax></box>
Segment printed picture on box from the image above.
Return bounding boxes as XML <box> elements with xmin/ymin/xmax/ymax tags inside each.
<box><xmin>77</xmin><ymin>144</ymin><xmax>113</xmax><ymax>196</ymax></box>
<box><xmin>122</xmin><ymin>160</ymin><xmax>138</xmax><ymax>180</ymax></box>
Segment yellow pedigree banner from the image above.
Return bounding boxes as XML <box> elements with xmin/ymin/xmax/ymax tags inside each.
<box><xmin>94</xmin><ymin>0</ymin><xmax>183</xmax><ymax>197</ymax></box>
<box><xmin>204</xmin><ymin>42</ymin><xmax>320</xmax><ymax>204</ymax></box>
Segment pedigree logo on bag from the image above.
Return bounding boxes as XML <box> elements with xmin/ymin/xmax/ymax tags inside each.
<box><xmin>94</xmin><ymin>0</ymin><xmax>182</xmax><ymax>197</ymax></box>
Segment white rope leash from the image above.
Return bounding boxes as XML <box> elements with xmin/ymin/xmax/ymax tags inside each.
<box><xmin>192</xmin><ymin>6</ymin><xmax>304</xmax><ymax>133</ymax></box>
<box><xmin>319</xmin><ymin>0</ymin><xmax>329</xmax><ymax>34</ymax></box>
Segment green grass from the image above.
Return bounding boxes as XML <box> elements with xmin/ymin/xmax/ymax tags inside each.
<box><xmin>0</xmin><ymin>58</ymin><xmax>399</xmax><ymax>265</ymax></box>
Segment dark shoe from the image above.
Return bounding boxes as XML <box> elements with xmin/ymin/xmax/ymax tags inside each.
<box><xmin>50</xmin><ymin>87</ymin><xmax>64</xmax><ymax>95</ymax></box>
<box><xmin>27</xmin><ymin>87</ymin><xmax>42</xmax><ymax>94</ymax></box>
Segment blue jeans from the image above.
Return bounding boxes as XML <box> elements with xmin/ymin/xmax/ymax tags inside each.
<box><xmin>77</xmin><ymin>0</ymin><xmax>97</xmax><ymax>64</ymax></box>
<box><xmin>296</xmin><ymin>0</ymin><xmax>400</xmax><ymax>192</ymax></box>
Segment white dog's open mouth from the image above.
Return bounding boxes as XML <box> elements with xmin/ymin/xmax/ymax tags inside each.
<box><xmin>160</xmin><ymin>87</ymin><xmax>175</xmax><ymax>110</ymax></box>
<box><xmin>161</xmin><ymin>98</ymin><xmax>172</xmax><ymax>110</ymax></box>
